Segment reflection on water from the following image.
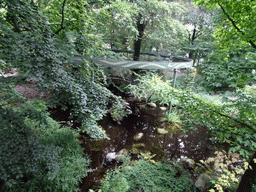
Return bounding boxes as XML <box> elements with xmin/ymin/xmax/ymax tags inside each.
<box><xmin>80</xmin><ymin>105</ymin><xmax>218</xmax><ymax>191</ymax></box>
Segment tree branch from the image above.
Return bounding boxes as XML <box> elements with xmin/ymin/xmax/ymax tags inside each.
<box><xmin>52</xmin><ymin>0</ymin><xmax>66</xmax><ymax>37</ymax></box>
<box><xmin>193</xmin><ymin>95</ymin><xmax>256</xmax><ymax>131</ymax></box>
<box><xmin>218</xmin><ymin>2</ymin><xmax>256</xmax><ymax>50</ymax></box>
<box><xmin>218</xmin><ymin>2</ymin><xmax>244</xmax><ymax>35</ymax></box>
<box><xmin>249</xmin><ymin>40</ymin><xmax>256</xmax><ymax>49</ymax></box>
<box><xmin>194</xmin><ymin>30</ymin><xmax>201</xmax><ymax>40</ymax></box>
<box><xmin>213</xmin><ymin>109</ymin><xmax>256</xmax><ymax>131</ymax></box>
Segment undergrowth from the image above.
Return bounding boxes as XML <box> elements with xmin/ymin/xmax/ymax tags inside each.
<box><xmin>100</xmin><ymin>159</ymin><xmax>197</xmax><ymax>192</ymax></box>
<box><xmin>0</xmin><ymin>98</ymin><xmax>90</xmax><ymax>192</ymax></box>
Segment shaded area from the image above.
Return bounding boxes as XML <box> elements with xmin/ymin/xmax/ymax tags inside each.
<box><xmin>79</xmin><ymin>105</ymin><xmax>220</xmax><ymax>191</ymax></box>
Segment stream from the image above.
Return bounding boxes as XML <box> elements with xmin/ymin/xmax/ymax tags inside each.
<box><xmin>79</xmin><ymin>104</ymin><xmax>219</xmax><ymax>191</ymax></box>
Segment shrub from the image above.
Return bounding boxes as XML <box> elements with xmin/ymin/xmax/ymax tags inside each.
<box><xmin>0</xmin><ymin>106</ymin><xmax>61</xmax><ymax>191</ymax></box>
<box><xmin>0</xmin><ymin>99</ymin><xmax>90</xmax><ymax>192</ymax></box>
<box><xmin>101</xmin><ymin>160</ymin><xmax>196</xmax><ymax>192</ymax></box>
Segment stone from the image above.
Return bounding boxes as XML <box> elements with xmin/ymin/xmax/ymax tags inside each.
<box><xmin>159</xmin><ymin>117</ymin><xmax>167</xmax><ymax>122</ymax></box>
<box><xmin>157</xmin><ymin>128</ymin><xmax>169</xmax><ymax>135</ymax></box>
<box><xmin>131</xmin><ymin>143</ymin><xmax>146</xmax><ymax>154</ymax></box>
<box><xmin>195</xmin><ymin>173</ymin><xmax>211</xmax><ymax>190</ymax></box>
<box><xmin>181</xmin><ymin>158</ymin><xmax>195</xmax><ymax>170</ymax></box>
<box><xmin>106</xmin><ymin>152</ymin><xmax>117</xmax><ymax>162</ymax></box>
<box><xmin>116</xmin><ymin>149</ymin><xmax>129</xmax><ymax>161</ymax></box>
<box><xmin>134</xmin><ymin>132</ymin><xmax>144</xmax><ymax>141</ymax></box>
<box><xmin>147</xmin><ymin>102</ymin><xmax>157</xmax><ymax>108</ymax></box>
<box><xmin>159</xmin><ymin>106</ymin><xmax>167</xmax><ymax>111</ymax></box>
<box><xmin>117</xmin><ymin>148</ymin><xmax>129</xmax><ymax>156</ymax></box>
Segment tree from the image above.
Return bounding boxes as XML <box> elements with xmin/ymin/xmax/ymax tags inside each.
<box><xmin>180</xmin><ymin>2</ymin><xmax>215</xmax><ymax>66</ymax></box>
<box><xmin>194</xmin><ymin>0</ymin><xmax>256</xmax><ymax>88</ymax></box>
<box><xmin>0</xmin><ymin>0</ymin><xmax>122</xmax><ymax>189</ymax></box>
<box><xmin>194</xmin><ymin>0</ymin><xmax>256</xmax><ymax>190</ymax></box>
<box><xmin>93</xmin><ymin>0</ymin><xmax>187</xmax><ymax>61</ymax></box>
<box><xmin>195</xmin><ymin>0</ymin><xmax>256</xmax><ymax>50</ymax></box>
<box><xmin>0</xmin><ymin>0</ymin><xmax>122</xmax><ymax>140</ymax></box>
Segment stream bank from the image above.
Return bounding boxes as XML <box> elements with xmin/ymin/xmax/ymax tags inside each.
<box><xmin>79</xmin><ymin>103</ymin><xmax>221</xmax><ymax>191</ymax></box>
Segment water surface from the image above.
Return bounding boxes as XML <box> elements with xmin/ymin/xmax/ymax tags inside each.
<box><xmin>80</xmin><ymin>105</ymin><xmax>218</xmax><ymax>191</ymax></box>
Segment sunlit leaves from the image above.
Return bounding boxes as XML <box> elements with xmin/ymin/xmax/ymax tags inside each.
<box><xmin>194</xmin><ymin>0</ymin><xmax>256</xmax><ymax>49</ymax></box>
<box><xmin>200</xmin><ymin>49</ymin><xmax>256</xmax><ymax>88</ymax></box>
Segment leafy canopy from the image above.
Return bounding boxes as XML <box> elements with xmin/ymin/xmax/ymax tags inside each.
<box><xmin>0</xmin><ymin>0</ymin><xmax>124</xmax><ymax>139</ymax></box>
<box><xmin>194</xmin><ymin>0</ymin><xmax>256</xmax><ymax>50</ymax></box>
<box><xmin>194</xmin><ymin>0</ymin><xmax>256</xmax><ymax>88</ymax></box>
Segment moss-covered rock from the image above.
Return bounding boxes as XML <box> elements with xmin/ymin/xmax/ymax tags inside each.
<box><xmin>157</xmin><ymin>128</ymin><xmax>169</xmax><ymax>135</ymax></box>
<box><xmin>134</xmin><ymin>132</ymin><xmax>144</xmax><ymax>141</ymax></box>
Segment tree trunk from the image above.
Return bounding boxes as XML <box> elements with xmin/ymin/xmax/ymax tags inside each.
<box><xmin>133</xmin><ymin>17</ymin><xmax>146</xmax><ymax>61</ymax></box>
<box><xmin>132</xmin><ymin>16</ymin><xmax>147</xmax><ymax>75</ymax></box>
<box><xmin>236</xmin><ymin>151</ymin><xmax>256</xmax><ymax>192</ymax></box>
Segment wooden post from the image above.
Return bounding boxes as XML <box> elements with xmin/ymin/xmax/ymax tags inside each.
<box><xmin>168</xmin><ymin>69</ymin><xmax>177</xmax><ymax>113</ymax></box>
<box><xmin>172</xmin><ymin>69</ymin><xmax>177</xmax><ymax>88</ymax></box>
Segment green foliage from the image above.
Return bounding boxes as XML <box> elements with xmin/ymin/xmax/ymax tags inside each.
<box><xmin>127</xmin><ymin>72</ymin><xmax>172</xmax><ymax>103</ymax></box>
<box><xmin>200</xmin><ymin>49</ymin><xmax>256</xmax><ymax>88</ymax></box>
<box><xmin>127</xmin><ymin>74</ymin><xmax>256</xmax><ymax>158</ymax></box>
<box><xmin>184</xmin><ymin>67</ymin><xmax>197</xmax><ymax>90</ymax></box>
<box><xmin>0</xmin><ymin>106</ymin><xmax>61</xmax><ymax>191</ymax></box>
<box><xmin>0</xmin><ymin>97</ymin><xmax>90</xmax><ymax>191</ymax></box>
<box><xmin>180</xmin><ymin>3</ymin><xmax>215</xmax><ymax>64</ymax></box>
<box><xmin>196</xmin><ymin>151</ymin><xmax>254</xmax><ymax>192</ymax></box>
<box><xmin>165</xmin><ymin>111</ymin><xmax>182</xmax><ymax>125</ymax></box>
<box><xmin>25</xmin><ymin>117</ymin><xmax>90</xmax><ymax>192</ymax></box>
<box><xmin>194</xmin><ymin>0</ymin><xmax>256</xmax><ymax>89</ymax></box>
<box><xmin>173</xmin><ymin>68</ymin><xmax>198</xmax><ymax>91</ymax></box>
<box><xmin>101</xmin><ymin>160</ymin><xmax>196</xmax><ymax>192</ymax></box>
<box><xmin>194</xmin><ymin>0</ymin><xmax>256</xmax><ymax>48</ymax></box>
<box><xmin>0</xmin><ymin>0</ymin><xmax>123</xmax><ymax>140</ymax></box>
<box><xmin>35</xmin><ymin>0</ymin><xmax>88</xmax><ymax>33</ymax></box>
<box><xmin>140</xmin><ymin>152</ymin><xmax>157</xmax><ymax>164</ymax></box>
<box><xmin>93</xmin><ymin>0</ymin><xmax>187</xmax><ymax>53</ymax></box>
<box><xmin>0</xmin><ymin>80</ymin><xmax>26</xmax><ymax>108</ymax></box>
<box><xmin>109</xmin><ymin>100</ymin><xmax>131</xmax><ymax>121</ymax></box>
<box><xmin>101</xmin><ymin>170</ymin><xmax>130</xmax><ymax>192</ymax></box>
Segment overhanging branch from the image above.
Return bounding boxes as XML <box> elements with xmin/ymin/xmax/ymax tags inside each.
<box><xmin>192</xmin><ymin>95</ymin><xmax>256</xmax><ymax>131</ymax></box>
<box><xmin>213</xmin><ymin>110</ymin><xmax>256</xmax><ymax>131</ymax></box>
<box><xmin>218</xmin><ymin>2</ymin><xmax>256</xmax><ymax>49</ymax></box>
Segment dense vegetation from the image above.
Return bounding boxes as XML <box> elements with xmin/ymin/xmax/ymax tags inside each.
<box><xmin>0</xmin><ymin>0</ymin><xmax>255</xmax><ymax>191</ymax></box>
<box><xmin>101</xmin><ymin>159</ymin><xmax>197</xmax><ymax>192</ymax></box>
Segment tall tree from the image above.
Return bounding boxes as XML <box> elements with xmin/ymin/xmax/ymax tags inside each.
<box><xmin>93</xmin><ymin>0</ymin><xmax>187</xmax><ymax>61</ymax></box>
<box><xmin>194</xmin><ymin>0</ymin><xmax>256</xmax><ymax>88</ymax></box>
<box><xmin>195</xmin><ymin>0</ymin><xmax>256</xmax><ymax>49</ymax></box>
<box><xmin>180</xmin><ymin>2</ymin><xmax>215</xmax><ymax>65</ymax></box>
<box><xmin>132</xmin><ymin>0</ymin><xmax>186</xmax><ymax>61</ymax></box>
<box><xmin>194</xmin><ymin>0</ymin><xmax>256</xmax><ymax>190</ymax></box>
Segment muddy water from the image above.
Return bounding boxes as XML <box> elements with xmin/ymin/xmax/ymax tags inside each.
<box><xmin>79</xmin><ymin>105</ymin><xmax>218</xmax><ymax>191</ymax></box>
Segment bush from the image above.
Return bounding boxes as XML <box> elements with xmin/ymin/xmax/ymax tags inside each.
<box><xmin>101</xmin><ymin>160</ymin><xmax>196</xmax><ymax>192</ymax></box>
<box><xmin>200</xmin><ymin>50</ymin><xmax>256</xmax><ymax>89</ymax></box>
<box><xmin>0</xmin><ymin>106</ymin><xmax>61</xmax><ymax>191</ymax></box>
<box><xmin>0</xmin><ymin>99</ymin><xmax>90</xmax><ymax>192</ymax></box>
